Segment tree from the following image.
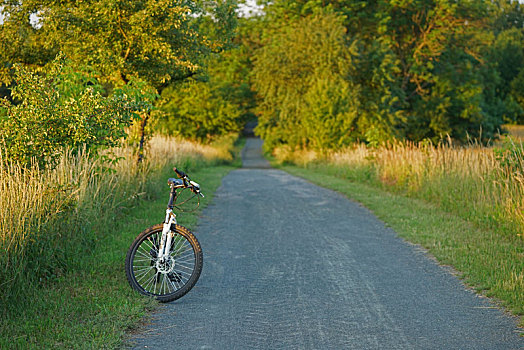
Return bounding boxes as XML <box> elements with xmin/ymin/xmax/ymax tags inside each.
<box><xmin>156</xmin><ymin>79</ymin><xmax>243</xmax><ymax>142</ymax></box>
<box><xmin>492</xmin><ymin>0</ymin><xmax>524</xmax><ymax>33</ymax></box>
<box><xmin>0</xmin><ymin>0</ymin><xmax>214</xmax><ymax>87</ymax></box>
<box><xmin>252</xmin><ymin>11</ymin><xmax>363</xmax><ymax>151</ymax></box>
<box><xmin>0</xmin><ymin>0</ymin><xmax>239</xmax><ymax>160</ymax></box>
<box><xmin>343</xmin><ymin>0</ymin><xmax>500</xmax><ymax>142</ymax></box>
<box><xmin>488</xmin><ymin>1</ymin><xmax>524</xmax><ymax>124</ymax></box>
<box><xmin>252</xmin><ymin>0</ymin><xmax>503</xmax><ymax>147</ymax></box>
<box><xmin>154</xmin><ymin>13</ymin><xmax>257</xmax><ymax>143</ymax></box>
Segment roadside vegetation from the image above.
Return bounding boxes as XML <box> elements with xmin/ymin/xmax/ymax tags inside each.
<box><xmin>275</xmin><ymin>137</ymin><xmax>524</xmax><ymax>237</ymax></box>
<box><xmin>0</xmin><ymin>2</ymin><xmax>241</xmax><ymax>346</ymax></box>
<box><xmin>251</xmin><ymin>1</ymin><xmax>524</xmax><ymax>150</ymax></box>
<box><xmin>0</xmin><ymin>135</ymin><xmax>238</xmax><ymax>348</ymax></box>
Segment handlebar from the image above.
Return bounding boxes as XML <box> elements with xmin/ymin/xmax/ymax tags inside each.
<box><xmin>174</xmin><ymin>167</ymin><xmax>187</xmax><ymax>179</ymax></box>
<box><xmin>172</xmin><ymin>167</ymin><xmax>204</xmax><ymax>197</ymax></box>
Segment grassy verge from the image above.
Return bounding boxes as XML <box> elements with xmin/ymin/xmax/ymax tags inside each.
<box><xmin>0</xmin><ymin>164</ymin><xmax>234</xmax><ymax>349</ymax></box>
<box><xmin>0</xmin><ymin>134</ymin><xmax>240</xmax><ymax>349</ymax></box>
<box><xmin>281</xmin><ymin>165</ymin><xmax>523</xmax><ymax>328</ymax></box>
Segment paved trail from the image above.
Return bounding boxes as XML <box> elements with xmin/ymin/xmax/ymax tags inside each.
<box><xmin>130</xmin><ymin>138</ymin><xmax>522</xmax><ymax>350</ymax></box>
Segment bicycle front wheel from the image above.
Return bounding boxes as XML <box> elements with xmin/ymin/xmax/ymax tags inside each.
<box><xmin>125</xmin><ymin>224</ymin><xmax>203</xmax><ymax>302</ymax></box>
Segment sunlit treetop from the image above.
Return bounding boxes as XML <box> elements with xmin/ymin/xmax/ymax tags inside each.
<box><xmin>0</xmin><ymin>0</ymin><xmax>238</xmax><ymax>89</ymax></box>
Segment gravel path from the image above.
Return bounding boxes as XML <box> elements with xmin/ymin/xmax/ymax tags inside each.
<box><xmin>129</xmin><ymin>138</ymin><xmax>523</xmax><ymax>350</ymax></box>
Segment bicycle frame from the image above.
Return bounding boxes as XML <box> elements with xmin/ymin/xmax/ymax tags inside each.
<box><xmin>158</xmin><ymin>185</ymin><xmax>179</xmax><ymax>261</ymax></box>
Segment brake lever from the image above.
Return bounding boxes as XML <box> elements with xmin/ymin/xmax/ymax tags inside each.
<box><xmin>189</xmin><ymin>180</ymin><xmax>205</xmax><ymax>197</ymax></box>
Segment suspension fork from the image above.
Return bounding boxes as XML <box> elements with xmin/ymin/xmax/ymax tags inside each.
<box><xmin>158</xmin><ymin>208</ymin><xmax>177</xmax><ymax>260</ymax></box>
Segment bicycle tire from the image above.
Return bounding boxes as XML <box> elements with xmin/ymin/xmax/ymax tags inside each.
<box><xmin>125</xmin><ymin>224</ymin><xmax>203</xmax><ymax>302</ymax></box>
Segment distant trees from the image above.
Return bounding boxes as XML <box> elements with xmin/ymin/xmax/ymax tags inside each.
<box><xmin>489</xmin><ymin>1</ymin><xmax>524</xmax><ymax>124</ymax></box>
<box><xmin>251</xmin><ymin>0</ymin><xmax>524</xmax><ymax>150</ymax></box>
<box><xmin>253</xmin><ymin>12</ymin><xmax>360</xmax><ymax>150</ymax></box>
<box><xmin>155</xmin><ymin>77</ymin><xmax>243</xmax><ymax>142</ymax></box>
<box><xmin>154</xmin><ymin>15</ymin><xmax>257</xmax><ymax>142</ymax></box>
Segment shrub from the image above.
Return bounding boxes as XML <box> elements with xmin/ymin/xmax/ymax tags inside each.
<box><xmin>0</xmin><ymin>57</ymin><xmax>136</xmax><ymax>168</ymax></box>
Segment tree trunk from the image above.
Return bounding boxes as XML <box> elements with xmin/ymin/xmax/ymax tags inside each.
<box><xmin>137</xmin><ymin>113</ymin><xmax>150</xmax><ymax>164</ymax></box>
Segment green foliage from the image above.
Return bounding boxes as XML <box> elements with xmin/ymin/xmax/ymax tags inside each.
<box><xmin>252</xmin><ymin>0</ymin><xmax>515</xmax><ymax>149</ymax></box>
<box><xmin>0</xmin><ymin>1</ymin><xmax>241</xmax><ymax>163</ymax></box>
<box><xmin>511</xmin><ymin>70</ymin><xmax>524</xmax><ymax>122</ymax></box>
<box><xmin>492</xmin><ymin>0</ymin><xmax>524</xmax><ymax>33</ymax></box>
<box><xmin>0</xmin><ymin>0</ymin><xmax>213</xmax><ymax>88</ymax></box>
<box><xmin>0</xmin><ymin>146</ymin><xmax>235</xmax><ymax>347</ymax></box>
<box><xmin>154</xmin><ymin>27</ymin><xmax>255</xmax><ymax>143</ymax></box>
<box><xmin>156</xmin><ymin>79</ymin><xmax>243</xmax><ymax>142</ymax></box>
<box><xmin>195</xmin><ymin>0</ymin><xmax>239</xmax><ymax>52</ymax></box>
<box><xmin>205</xmin><ymin>47</ymin><xmax>257</xmax><ymax>120</ymax></box>
<box><xmin>488</xmin><ymin>26</ymin><xmax>524</xmax><ymax>124</ymax></box>
<box><xmin>114</xmin><ymin>78</ymin><xmax>159</xmax><ymax>115</ymax></box>
<box><xmin>0</xmin><ymin>57</ymin><xmax>136</xmax><ymax>168</ymax></box>
<box><xmin>494</xmin><ymin>136</ymin><xmax>524</xmax><ymax>174</ymax></box>
<box><xmin>253</xmin><ymin>11</ymin><xmax>363</xmax><ymax>151</ymax></box>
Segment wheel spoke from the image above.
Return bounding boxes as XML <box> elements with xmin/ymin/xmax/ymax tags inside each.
<box><xmin>167</xmin><ymin>275</ymin><xmax>178</xmax><ymax>291</ymax></box>
<box><xmin>133</xmin><ymin>257</ymin><xmax>154</xmax><ymax>263</ymax></box>
<box><xmin>171</xmin><ymin>237</ymin><xmax>186</xmax><ymax>255</ymax></box>
<box><xmin>143</xmin><ymin>272</ymin><xmax>157</xmax><ymax>293</ymax></box>
<box><xmin>174</xmin><ymin>253</ymin><xmax>195</xmax><ymax>263</ymax></box>
<box><xmin>176</xmin><ymin>264</ymin><xmax>194</xmax><ymax>272</ymax></box>
<box><xmin>161</xmin><ymin>275</ymin><xmax>166</xmax><ymax>295</ymax></box>
<box><xmin>174</xmin><ymin>269</ymin><xmax>192</xmax><ymax>279</ymax></box>
<box><xmin>134</xmin><ymin>266</ymin><xmax>154</xmax><ymax>274</ymax></box>
<box><xmin>135</xmin><ymin>267</ymin><xmax>155</xmax><ymax>284</ymax></box>
<box><xmin>147</xmin><ymin>237</ymin><xmax>159</xmax><ymax>253</ymax></box>
<box><xmin>153</xmin><ymin>273</ymin><xmax>159</xmax><ymax>295</ymax></box>
<box><xmin>171</xmin><ymin>247</ymin><xmax>191</xmax><ymax>259</ymax></box>
<box><xmin>135</xmin><ymin>249</ymin><xmax>153</xmax><ymax>260</ymax></box>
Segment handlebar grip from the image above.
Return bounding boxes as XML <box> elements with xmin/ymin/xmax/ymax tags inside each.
<box><xmin>173</xmin><ymin>167</ymin><xmax>187</xmax><ymax>179</ymax></box>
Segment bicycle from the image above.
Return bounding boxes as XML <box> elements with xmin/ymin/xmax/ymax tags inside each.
<box><xmin>125</xmin><ymin>167</ymin><xmax>204</xmax><ymax>302</ymax></box>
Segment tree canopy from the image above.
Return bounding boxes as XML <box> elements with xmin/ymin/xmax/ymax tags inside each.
<box><xmin>0</xmin><ymin>0</ymin><xmax>239</xmax><ymax>165</ymax></box>
<box><xmin>0</xmin><ymin>57</ymin><xmax>137</xmax><ymax>168</ymax></box>
<box><xmin>1</xmin><ymin>0</ymin><xmax>523</xmax><ymax>156</ymax></box>
<box><xmin>250</xmin><ymin>0</ymin><xmax>524</xmax><ymax>149</ymax></box>
<box><xmin>0</xmin><ymin>0</ymin><xmax>238</xmax><ymax>88</ymax></box>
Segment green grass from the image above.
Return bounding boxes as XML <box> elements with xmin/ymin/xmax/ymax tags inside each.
<box><xmin>281</xmin><ymin>165</ymin><xmax>524</xmax><ymax>329</ymax></box>
<box><xmin>0</xmin><ymin>164</ymin><xmax>235</xmax><ymax>349</ymax></box>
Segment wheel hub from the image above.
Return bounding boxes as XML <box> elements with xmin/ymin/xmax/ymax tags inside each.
<box><xmin>155</xmin><ymin>256</ymin><xmax>176</xmax><ymax>274</ymax></box>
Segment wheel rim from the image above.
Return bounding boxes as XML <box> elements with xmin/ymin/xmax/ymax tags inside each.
<box><xmin>131</xmin><ymin>229</ymin><xmax>197</xmax><ymax>296</ymax></box>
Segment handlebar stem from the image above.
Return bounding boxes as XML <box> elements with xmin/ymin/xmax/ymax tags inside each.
<box><xmin>167</xmin><ymin>185</ymin><xmax>177</xmax><ymax>209</ymax></box>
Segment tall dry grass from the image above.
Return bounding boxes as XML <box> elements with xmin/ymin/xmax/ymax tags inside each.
<box><xmin>0</xmin><ymin>135</ymin><xmax>233</xmax><ymax>309</ymax></box>
<box><xmin>339</xmin><ymin>140</ymin><xmax>523</xmax><ymax>235</ymax></box>
<box><xmin>505</xmin><ymin>124</ymin><xmax>524</xmax><ymax>142</ymax></box>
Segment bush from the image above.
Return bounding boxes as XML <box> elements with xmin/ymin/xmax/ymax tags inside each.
<box><xmin>0</xmin><ymin>57</ymin><xmax>136</xmax><ymax>168</ymax></box>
